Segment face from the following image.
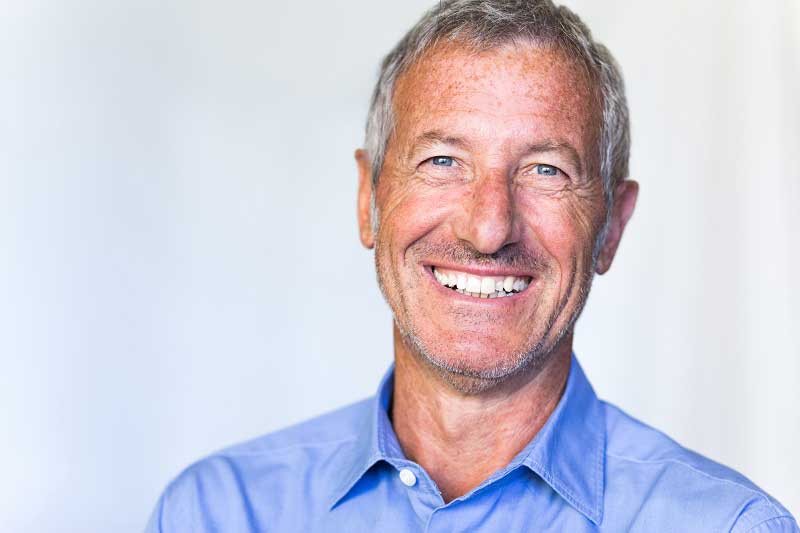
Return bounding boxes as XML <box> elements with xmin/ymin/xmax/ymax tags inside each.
<box><xmin>357</xmin><ymin>42</ymin><xmax>637</xmax><ymax>390</ymax></box>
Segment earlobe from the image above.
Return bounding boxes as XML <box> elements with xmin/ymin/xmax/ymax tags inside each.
<box><xmin>595</xmin><ymin>179</ymin><xmax>638</xmax><ymax>275</ymax></box>
<box><xmin>355</xmin><ymin>149</ymin><xmax>375</xmax><ymax>249</ymax></box>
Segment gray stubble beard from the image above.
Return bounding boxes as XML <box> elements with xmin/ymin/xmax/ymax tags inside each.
<box><xmin>378</xmin><ymin>251</ymin><xmax>598</xmax><ymax>396</ymax></box>
<box><xmin>394</xmin><ymin>285</ymin><xmax>587</xmax><ymax>396</ymax></box>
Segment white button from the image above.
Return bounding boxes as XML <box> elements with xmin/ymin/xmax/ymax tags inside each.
<box><xmin>398</xmin><ymin>468</ymin><xmax>417</xmax><ymax>487</ymax></box>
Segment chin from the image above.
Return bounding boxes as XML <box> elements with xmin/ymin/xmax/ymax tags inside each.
<box><xmin>401</xmin><ymin>325</ymin><xmax>550</xmax><ymax>390</ymax></box>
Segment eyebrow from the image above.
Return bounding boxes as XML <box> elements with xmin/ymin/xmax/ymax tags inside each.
<box><xmin>409</xmin><ymin>130</ymin><xmax>472</xmax><ymax>153</ymax></box>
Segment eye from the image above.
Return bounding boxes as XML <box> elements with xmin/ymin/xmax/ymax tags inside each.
<box><xmin>430</xmin><ymin>156</ymin><xmax>455</xmax><ymax>167</ymax></box>
<box><xmin>534</xmin><ymin>164</ymin><xmax>560</xmax><ymax>176</ymax></box>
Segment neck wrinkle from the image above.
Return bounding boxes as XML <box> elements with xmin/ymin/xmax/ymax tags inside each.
<box><xmin>391</xmin><ymin>326</ymin><xmax>572</xmax><ymax>502</ymax></box>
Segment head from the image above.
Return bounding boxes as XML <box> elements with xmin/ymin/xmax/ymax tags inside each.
<box><xmin>356</xmin><ymin>0</ymin><xmax>638</xmax><ymax>394</ymax></box>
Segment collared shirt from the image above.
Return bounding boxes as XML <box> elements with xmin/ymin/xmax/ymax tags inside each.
<box><xmin>146</xmin><ymin>357</ymin><xmax>797</xmax><ymax>532</ymax></box>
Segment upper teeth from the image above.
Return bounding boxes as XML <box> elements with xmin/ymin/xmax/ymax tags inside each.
<box><xmin>432</xmin><ymin>267</ymin><xmax>530</xmax><ymax>298</ymax></box>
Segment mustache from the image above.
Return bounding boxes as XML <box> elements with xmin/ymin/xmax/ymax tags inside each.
<box><xmin>412</xmin><ymin>240</ymin><xmax>549</xmax><ymax>273</ymax></box>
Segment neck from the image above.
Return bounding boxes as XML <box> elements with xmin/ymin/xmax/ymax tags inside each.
<box><xmin>390</xmin><ymin>326</ymin><xmax>572</xmax><ymax>503</ymax></box>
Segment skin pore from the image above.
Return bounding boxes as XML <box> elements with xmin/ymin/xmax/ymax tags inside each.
<box><xmin>356</xmin><ymin>41</ymin><xmax>638</xmax><ymax>503</ymax></box>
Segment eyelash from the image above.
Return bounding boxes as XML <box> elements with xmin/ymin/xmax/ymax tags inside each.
<box><xmin>427</xmin><ymin>156</ymin><xmax>456</xmax><ymax>167</ymax></box>
<box><xmin>532</xmin><ymin>164</ymin><xmax>561</xmax><ymax>176</ymax></box>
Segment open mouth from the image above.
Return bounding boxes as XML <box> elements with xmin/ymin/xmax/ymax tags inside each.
<box><xmin>432</xmin><ymin>266</ymin><xmax>531</xmax><ymax>299</ymax></box>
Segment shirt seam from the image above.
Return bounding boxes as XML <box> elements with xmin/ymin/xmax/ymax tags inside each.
<box><xmin>605</xmin><ymin>451</ymin><xmax>783</xmax><ymax>517</ymax></box>
<box><xmin>595</xmin><ymin>428</ymin><xmax>604</xmax><ymax>522</ymax></box>
<box><xmin>742</xmin><ymin>515</ymin><xmax>798</xmax><ymax>532</ymax></box>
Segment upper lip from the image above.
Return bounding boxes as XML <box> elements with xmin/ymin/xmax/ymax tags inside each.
<box><xmin>424</xmin><ymin>261</ymin><xmax>534</xmax><ymax>278</ymax></box>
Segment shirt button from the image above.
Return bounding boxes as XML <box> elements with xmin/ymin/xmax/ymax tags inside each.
<box><xmin>398</xmin><ymin>468</ymin><xmax>417</xmax><ymax>487</ymax></box>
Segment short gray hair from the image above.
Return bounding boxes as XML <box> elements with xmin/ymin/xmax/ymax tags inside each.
<box><xmin>364</xmin><ymin>0</ymin><xmax>630</xmax><ymax>208</ymax></box>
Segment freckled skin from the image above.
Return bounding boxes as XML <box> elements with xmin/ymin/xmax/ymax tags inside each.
<box><xmin>354</xmin><ymin>41</ymin><xmax>638</xmax><ymax>502</ymax></box>
<box><xmin>368</xmin><ymin>43</ymin><xmax>607</xmax><ymax>380</ymax></box>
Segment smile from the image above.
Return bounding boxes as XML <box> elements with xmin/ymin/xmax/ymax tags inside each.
<box><xmin>432</xmin><ymin>266</ymin><xmax>531</xmax><ymax>299</ymax></box>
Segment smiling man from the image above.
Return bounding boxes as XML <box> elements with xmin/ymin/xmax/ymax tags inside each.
<box><xmin>147</xmin><ymin>1</ymin><xmax>797</xmax><ymax>531</ymax></box>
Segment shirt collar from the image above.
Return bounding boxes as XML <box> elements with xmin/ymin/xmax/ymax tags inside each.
<box><xmin>328</xmin><ymin>365</ymin><xmax>403</xmax><ymax>509</ymax></box>
<box><xmin>517</xmin><ymin>355</ymin><xmax>606</xmax><ymax>524</ymax></box>
<box><xmin>328</xmin><ymin>355</ymin><xmax>606</xmax><ymax>525</ymax></box>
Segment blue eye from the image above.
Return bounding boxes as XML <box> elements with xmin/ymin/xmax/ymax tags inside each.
<box><xmin>535</xmin><ymin>164</ymin><xmax>559</xmax><ymax>176</ymax></box>
<box><xmin>431</xmin><ymin>156</ymin><xmax>455</xmax><ymax>167</ymax></box>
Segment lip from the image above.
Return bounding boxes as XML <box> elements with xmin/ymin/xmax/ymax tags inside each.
<box><xmin>423</xmin><ymin>264</ymin><xmax>532</xmax><ymax>303</ymax></box>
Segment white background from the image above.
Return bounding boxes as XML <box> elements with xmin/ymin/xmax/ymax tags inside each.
<box><xmin>2</xmin><ymin>1</ymin><xmax>798</xmax><ymax>531</ymax></box>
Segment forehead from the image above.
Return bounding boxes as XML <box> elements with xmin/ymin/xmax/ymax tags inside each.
<box><xmin>392</xmin><ymin>41</ymin><xmax>600</xmax><ymax>163</ymax></box>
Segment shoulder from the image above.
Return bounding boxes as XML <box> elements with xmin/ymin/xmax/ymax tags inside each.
<box><xmin>215</xmin><ymin>395</ymin><xmax>372</xmax><ymax>457</ymax></box>
<box><xmin>146</xmin><ymin>397</ymin><xmax>373</xmax><ymax>532</ymax></box>
<box><xmin>601</xmin><ymin>401</ymin><xmax>797</xmax><ymax>532</ymax></box>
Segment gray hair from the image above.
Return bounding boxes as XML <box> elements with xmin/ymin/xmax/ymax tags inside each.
<box><xmin>364</xmin><ymin>0</ymin><xmax>630</xmax><ymax>215</ymax></box>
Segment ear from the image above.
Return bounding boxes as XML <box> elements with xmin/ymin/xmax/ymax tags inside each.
<box><xmin>355</xmin><ymin>149</ymin><xmax>375</xmax><ymax>249</ymax></box>
<box><xmin>595</xmin><ymin>179</ymin><xmax>638</xmax><ymax>275</ymax></box>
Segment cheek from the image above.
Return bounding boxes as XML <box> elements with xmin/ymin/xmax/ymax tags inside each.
<box><xmin>377</xmin><ymin>180</ymin><xmax>464</xmax><ymax>254</ymax></box>
<box><xmin>517</xmin><ymin>194</ymin><xmax>601</xmax><ymax>267</ymax></box>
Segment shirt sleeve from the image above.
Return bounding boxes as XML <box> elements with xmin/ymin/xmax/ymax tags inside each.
<box><xmin>142</xmin><ymin>456</ymin><xmax>246</xmax><ymax>532</ymax></box>
<box><xmin>745</xmin><ymin>516</ymin><xmax>800</xmax><ymax>533</ymax></box>
<box><xmin>143</xmin><ymin>473</ymin><xmax>203</xmax><ymax>533</ymax></box>
<box><xmin>144</xmin><ymin>492</ymin><xmax>165</xmax><ymax>533</ymax></box>
<box><xmin>729</xmin><ymin>496</ymin><xmax>799</xmax><ymax>533</ymax></box>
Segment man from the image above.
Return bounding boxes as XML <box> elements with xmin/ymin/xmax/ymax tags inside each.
<box><xmin>147</xmin><ymin>1</ymin><xmax>797</xmax><ymax>531</ymax></box>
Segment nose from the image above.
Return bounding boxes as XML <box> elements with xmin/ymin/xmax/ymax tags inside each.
<box><xmin>457</xmin><ymin>170</ymin><xmax>519</xmax><ymax>254</ymax></box>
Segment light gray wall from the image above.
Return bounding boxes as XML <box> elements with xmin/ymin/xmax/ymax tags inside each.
<box><xmin>1</xmin><ymin>1</ymin><xmax>798</xmax><ymax>531</ymax></box>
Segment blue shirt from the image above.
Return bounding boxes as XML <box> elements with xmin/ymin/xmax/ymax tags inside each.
<box><xmin>146</xmin><ymin>357</ymin><xmax>797</xmax><ymax>532</ymax></box>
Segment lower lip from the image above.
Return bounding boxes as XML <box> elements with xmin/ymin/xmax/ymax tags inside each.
<box><xmin>424</xmin><ymin>266</ymin><xmax>528</xmax><ymax>304</ymax></box>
